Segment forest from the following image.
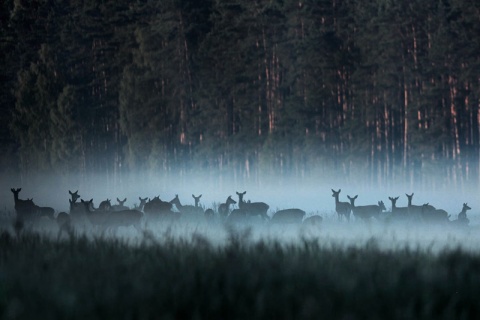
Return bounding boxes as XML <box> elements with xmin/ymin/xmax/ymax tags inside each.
<box><xmin>1</xmin><ymin>0</ymin><xmax>479</xmax><ymax>191</ymax></box>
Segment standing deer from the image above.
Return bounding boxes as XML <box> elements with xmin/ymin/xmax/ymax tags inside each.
<box><xmin>388</xmin><ymin>196</ymin><xmax>410</xmax><ymax>221</ymax></box>
<box><xmin>406</xmin><ymin>193</ymin><xmax>435</xmax><ymax>220</ymax></box>
<box><xmin>112</xmin><ymin>198</ymin><xmax>129</xmax><ymax>211</ymax></box>
<box><xmin>11</xmin><ymin>188</ymin><xmax>38</xmax><ymax>221</ymax></box>
<box><xmin>135</xmin><ymin>197</ymin><xmax>149</xmax><ymax>212</ymax></box>
<box><xmin>331</xmin><ymin>189</ymin><xmax>352</xmax><ymax>221</ymax></box>
<box><xmin>193</xmin><ymin>194</ymin><xmax>202</xmax><ymax>208</ymax></box>
<box><xmin>80</xmin><ymin>199</ymin><xmax>111</xmax><ymax>230</ymax></box>
<box><xmin>170</xmin><ymin>195</ymin><xmax>203</xmax><ymax>215</ymax></box>
<box><xmin>218</xmin><ymin>196</ymin><xmax>236</xmax><ymax>218</ymax></box>
<box><xmin>236</xmin><ymin>191</ymin><xmax>269</xmax><ymax>220</ymax></box>
<box><xmin>347</xmin><ymin>195</ymin><xmax>386</xmax><ymax>221</ymax></box>
<box><xmin>11</xmin><ymin>188</ymin><xmax>54</xmax><ymax>220</ymax></box>
<box><xmin>68</xmin><ymin>190</ymin><xmax>82</xmax><ymax>213</ymax></box>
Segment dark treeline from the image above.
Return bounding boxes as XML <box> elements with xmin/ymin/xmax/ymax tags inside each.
<box><xmin>1</xmin><ymin>0</ymin><xmax>479</xmax><ymax>190</ymax></box>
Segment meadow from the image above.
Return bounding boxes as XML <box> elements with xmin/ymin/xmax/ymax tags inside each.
<box><xmin>0</xmin><ymin>211</ymin><xmax>480</xmax><ymax>320</ymax></box>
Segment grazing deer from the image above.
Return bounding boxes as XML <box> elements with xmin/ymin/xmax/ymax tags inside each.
<box><xmin>56</xmin><ymin>211</ymin><xmax>74</xmax><ymax>239</ymax></box>
<box><xmin>170</xmin><ymin>195</ymin><xmax>203</xmax><ymax>215</ymax></box>
<box><xmin>270</xmin><ymin>209</ymin><xmax>306</xmax><ymax>224</ymax></box>
<box><xmin>303</xmin><ymin>215</ymin><xmax>323</xmax><ymax>226</ymax></box>
<box><xmin>204</xmin><ymin>208</ymin><xmax>215</xmax><ymax>220</ymax></box>
<box><xmin>80</xmin><ymin>199</ymin><xmax>143</xmax><ymax>231</ymax></box>
<box><xmin>347</xmin><ymin>195</ymin><xmax>386</xmax><ymax>221</ymax></box>
<box><xmin>11</xmin><ymin>188</ymin><xmax>38</xmax><ymax>221</ymax></box>
<box><xmin>98</xmin><ymin>199</ymin><xmax>112</xmax><ymax>211</ymax></box>
<box><xmin>236</xmin><ymin>191</ymin><xmax>269</xmax><ymax>220</ymax></box>
<box><xmin>112</xmin><ymin>198</ymin><xmax>129</xmax><ymax>211</ymax></box>
<box><xmin>226</xmin><ymin>208</ymin><xmax>247</xmax><ymax>224</ymax></box>
<box><xmin>218</xmin><ymin>196</ymin><xmax>236</xmax><ymax>218</ymax></box>
<box><xmin>143</xmin><ymin>196</ymin><xmax>176</xmax><ymax>221</ymax></box>
<box><xmin>331</xmin><ymin>189</ymin><xmax>352</xmax><ymax>221</ymax></box>
<box><xmin>421</xmin><ymin>203</ymin><xmax>450</xmax><ymax>223</ymax></box>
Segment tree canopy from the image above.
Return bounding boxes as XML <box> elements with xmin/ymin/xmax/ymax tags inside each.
<box><xmin>1</xmin><ymin>0</ymin><xmax>479</xmax><ymax>190</ymax></box>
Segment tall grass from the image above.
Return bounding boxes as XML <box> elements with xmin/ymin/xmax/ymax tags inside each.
<box><xmin>0</xmin><ymin>226</ymin><xmax>479</xmax><ymax>319</ymax></box>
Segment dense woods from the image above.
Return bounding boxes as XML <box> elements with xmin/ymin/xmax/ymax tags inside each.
<box><xmin>1</xmin><ymin>0</ymin><xmax>479</xmax><ymax>190</ymax></box>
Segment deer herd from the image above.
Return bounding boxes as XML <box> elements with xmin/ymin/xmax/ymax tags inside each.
<box><xmin>7</xmin><ymin>187</ymin><xmax>473</xmax><ymax>237</ymax></box>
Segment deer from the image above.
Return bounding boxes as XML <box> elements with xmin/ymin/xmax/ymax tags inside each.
<box><xmin>135</xmin><ymin>197</ymin><xmax>149</xmax><ymax>212</ymax></box>
<box><xmin>218</xmin><ymin>196</ymin><xmax>236</xmax><ymax>218</ymax></box>
<box><xmin>421</xmin><ymin>203</ymin><xmax>450</xmax><ymax>224</ymax></box>
<box><xmin>406</xmin><ymin>193</ymin><xmax>435</xmax><ymax>220</ymax></box>
<box><xmin>204</xmin><ymin>208</ymin><xmax>215</xmax><ymax>220</ymax></box>
<box><xmin>98</xmin><ymin>199</ymin><xmax>112</xmax><ymax>211</ymax></box>
<box><xmin>143</xmin><ymin>196</ymin><xmax>176</xmax><ymax>221</ymax></box>
<box><xmin>68</xmin><ymin>190</ymin><xmax>82</xmax><ymax>213</ymax></box>
<box><xmin>388</xmin><ymin>196</ymin><xmax>410</xmax><ymax>221</ymax></box>
<box><xmin>226</xmin><ymin>208</ymin><xmax>248</xmax><ymax>224</ymax></box>
<box><xmin>236</xmin><ymin>191</ymin><xmax>269</xmax><ymax>220</ymax></box>
<box><xmin>270</xmin><ymin>209</ymin><xmax>306</xmax><ymax>224</ymax></box>
<box><xmin>303</xmin><ymin>215</ymin><xmax>323</xmax><ymax>226</ymax></box>
<box><xmin>11</xmin><ymin>188</ymin><xmax>54</xmax><ymax>220</ymax></box>
<box><xmin>453</xmin><ymin>203</ymin><xmax>471</xmax><ymax>226</ymax></box>
<box><xmin>11</xmin><ymin>188</ymin><xmax>38</xmax><ymax>221</ymax></box>
<box><xmin>331</xmin><ymin>189</ymin><xmax>352</xmax><ymax>221</ymax></box>
<box><xmin>170</xmin><ymin>195</ymin><xmax>203</xmax><ymax>215</ymax></box>
<box><xmin>111</xmin><ymin>198</ymin><xmax>129</xmax><ymax>212</ymax></box>
<box><xmin>80</xmin><ymin>199</ymin><xmax>143</xmax><ymax>232</ymax></box>
<box><xmin>80</xmin><ymin>199</ymin><xmax>111</xmax><ymax>230</ymax></box>
<box><xmin>56</xmin><ymin>211</ymin><xmax>74</xmax><ymax>239</ymax></box>
<box><xmin>193</xmin><ymin>194</ymin><xmax>202</xmax><ymax>208</ymax></box>
<box><xmin>347</xmin><ymin>195</ymin><xmax>386</xmax><ymax>221</ymax></box>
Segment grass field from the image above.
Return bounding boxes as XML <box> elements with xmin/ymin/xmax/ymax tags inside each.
<box><xmin>0</xmin><ymin>213</ymin><xmax>480</xmax><ymax>320</ymax></box>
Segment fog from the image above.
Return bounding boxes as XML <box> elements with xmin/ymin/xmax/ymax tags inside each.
<box><xmin>1</xmin><ymin>169</ymin><xmax>479</xmax><ymax>252</ymax></box>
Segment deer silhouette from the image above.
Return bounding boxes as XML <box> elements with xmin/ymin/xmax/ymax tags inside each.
<box><xmin>11</xmin><ymin>188</ymin><xmax>54</xmax><ymax>220</ymax></box>
<box><xmin>112</xmin><ymin>198</ymin><xmax>129</xmax><ymax>211</ymax></box>
<box><xmin>388</xmin><ymin>196</ymin><xmax>410</xmax><ymax>221</ymax></box>
<box><xmin>143</xmin><ymin>196</ymin><xmax>176</xmax><ymax>221</ymax></box>
<box><xmin>170</xmin><ymin>195</ymin><xmax>203</xmax><ymax>215</ymax></box>
<box><xmin>303</xmin><ymin>215</ymin><xmax>323</xmax><ymax>226</ymax></box>
<box><xmin>453</xmin><ymin>203</ymin><xmax>471</xmax><ymax>226</ymax></box>
<box><xmin>421</xmin><ymin>203</ymin><xmax>450</xmax><ymax>223</ymax></box>
<box><xmin>135</xmin><ymin>197</ymin><xmax>148</xmax><ymax>212</ymax></box>
<box><xmin>192</xmin><ymin>194</ymin><xmax>202</xmax><ymax>208</ymax></box>
<box><xmin>270</xmin><ymin>209</ymin><xmax>306</xmax><ymax>224</ymax></box>
<box><xmin>236</xmin><ymin>191</ymin><xmax>269</xmax><ymax>220</ymax></box>
<box><xmin>332</xmin><ymin>189</ymin><xmax>352</xmax><ymax>221</ymax></box>
<box><xmin>11</xmin><ymin>188</ymin><xmax>38</xmax><ymax>220</ymax></box>
<box><xmin>80</xmin><ymin>199</ymin><xmax>111</xmax><ymax>230</ymax></box>
<box><xmin>56</xmin><ymin>211</ymin><xmax>73</xmax><ymax>239</ymax></box>
<box><xmin>347</xmin><ymin>195</ymin><xmax>386</xmax><ymax>221</ymax></box>
<box><xmin>218</xmin><ymin>196</ymin><xmax>236</xmax><ymax>218</ymax></box>
<box><xmin>406</xmin><ymin>193</ymin><xmax>435</xmax><ymax>220</ymax></box>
